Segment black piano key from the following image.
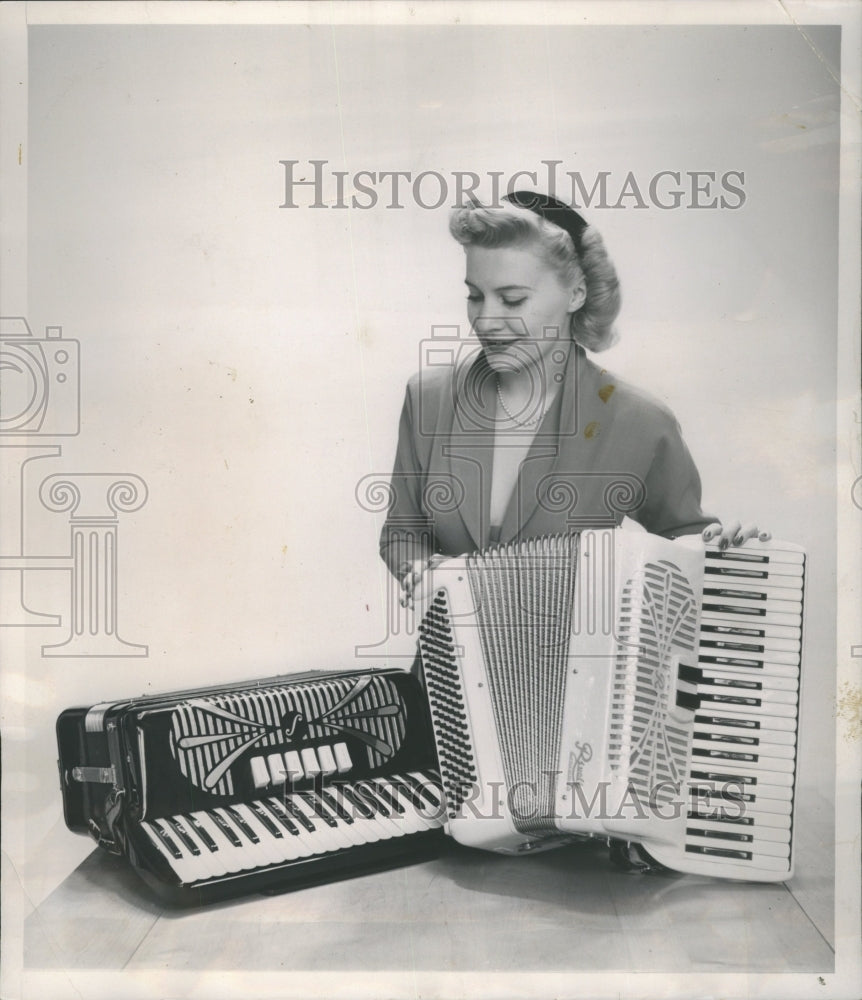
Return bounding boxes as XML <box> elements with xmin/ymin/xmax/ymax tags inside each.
<box><xmin>165</xmin><ymin>816</ymin><xmax>201</xmax><ymax>856</ymax></box>
<box><xmin>355</xmin><ymin>782</ymin><xmax>390</xmax><ymax>818</ymax></box>
<box><xmin>225</xmin><ymin>805</ymin><xmax>260</xmax><ymax>844</ymax></box>
<box><xmin>390</xmin><ymin>775</ymin><xmax>425</xmax><ymax>811</ymax></box>
<box><xmin>685</xmin><ymin>844</ymin><xmax>753</xmax><ymax>861</ymax></box>
<box><xmin>209</xmin><ymin>810</ymin><xmax>243</xmax><ymax>847</ymax></box>
<box><xmin>691</xmin><ymin>768</ymin><xmax>757</xmax><ymax>787</ymax></box>
<box><xmin>282</xmin><ymin>797</ymin><xmax>317</xmax><ymax>832</ymax></box>
<box><xmin>401</xmin><ymin>771</ymin><xmax>443</xmax><ymax>810</ymax></box>
<box><xmin>260</xmin><ymin>798</ymin><xmax>301</xmax><ymax>836</ymax></box>
<box><xmin>150</xmin><ymin>820</ymin><xmax>183</xmax><ymax>860</ymax></box>
<box><xmin>299</xmin><ymin>791</ymin><xmax>339</xmax><ymax>829</ymax></box>
<box><xmin>692</xmin><ymin>748</ymin><xmax>760</xmax><ymax>764</ymax></box>
<box><xmin>688</xmin><ymin>809</ymin><xmax>755</xmax><ymax>826</ymax></box>
<box><xmin>339</xmin><ymin>784</ymin><xmax>375</xmax><ymax>820</ymax></box>
<box><xmin>248</xmin><ymin>800</ymin><xmax>283</xmax><ymax>839</ymax></box>
<box><xmin>687</xmin><ymin>827</ymin><xmax>753</xmax><ymax>843</ymax></box>
<box><xmin>368</xmin><ymin>780</ymin><xmax>405</xmax><ymax>815</ymax></box>
<box><xmin>184</xmin><ymin>813</ymin><xmax>219</xmax><ymax>852</ymax></box>
<box><xmin>318</xmin><ymin>787</ymin><xmax>354</xmax><ymax>824</ymax></box>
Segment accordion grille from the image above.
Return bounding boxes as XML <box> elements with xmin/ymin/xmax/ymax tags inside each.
<box><xmin>467</xmin><ymin>534</ymin><xmax>579</xmax><ymax>835</ymax></box>
<box><xmin>168</xmin><ymin>674</ymin><xmax>407</xmax><ymax>796</ymax></box>
<box><xmin>609</xmin><ymin>560</ymin><xmax>698</xmax><ymax>805</ymax></box>
<box><xmin>420</xmin><ymin>592</ymin><xmax>478</xmax><ymax>818</ymax></box>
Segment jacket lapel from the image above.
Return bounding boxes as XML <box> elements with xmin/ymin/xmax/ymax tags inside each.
<box><xmin>499</xmin><ymin>345</ymin><xmax>586</xmax><ymax>541</ymax></box>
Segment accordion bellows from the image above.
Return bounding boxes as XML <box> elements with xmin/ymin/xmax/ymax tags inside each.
<box><xmin>418</xmin><ymin>527</ymin><xmax>804</xmax><ymax>882</ymax></box>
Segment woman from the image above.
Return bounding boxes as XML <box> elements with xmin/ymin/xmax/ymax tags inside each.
<box><xmin>380</xmin><ymin>191</ymin><xmax>767</xmax><ymax>607</ymax></box>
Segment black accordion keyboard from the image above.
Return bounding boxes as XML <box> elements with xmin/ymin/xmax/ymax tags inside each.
<box><xmin>57</xmin><ymin>668</ymin><xmax>444</xmax><ymax>905</ymax></box>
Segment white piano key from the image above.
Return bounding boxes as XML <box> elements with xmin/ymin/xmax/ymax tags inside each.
<box><xmin>691</xmin><ymin>746</ymin><xmax>796</xmax><ymax>773</ymax></box>
<box><xmin>704</xmin><ymin>545</ymin><xmax>805</xmax><ymax>568</ymax></box>
<box><xmin>262</xmin><ymin>797</ymin><xmax>319</xmax><ymax>858</ymax></box>
<box><xmin>308</xmin><ymin>790</ymin><xmax>370</xmax><ymax>848</ymax></box>
<box><xmin>165</xmin><ymin>816</ymin><xmax>221</xmax><ymax>881</ymax></box>
<box><xmin>229</xmin><ymin>803</ymin><xmax>288</xmax><ymax>866</ymax></box>
<box><xmin>684</xmin><ymin>829</ymin><xmax>790</xmax><ymax>859</ymax></box>
<box><xmin>182</xmin><ymin>816</ymin><xmax>231</xmax><ymax>879</ymax></box>
<box><xmin>692</xmin><ymin>735</ymin><xmax>797</xmax><ymax>760</ymax></box>
<box><xmin>695</xmin><ymin>709</ymin><xmax>798</xmax><ymax>733</ymax></box>
<box><xmin>700</xmin><ymin>640</ymin><xmax>800</xmax><ymax>660</ymax></box>
<box><xmin>386</xmin><ymin>777</ymin><xmax>446</xmax><ymax>832</ymax></box>
<box><xmin>689</xmin><ymin>802</ymin><xmax>792</xmax><ymax>828</ymax></box>
<box><xmin>344</xmin><ymin>779</ymin><xmax>407</xmax><ymax>840</ymax></box>
<box><xmin>688</xmin><ymin>778</ymin><xmax>794</xmax><ymax>807</ymax></box>
<box><xmin>702</xmin><ymin>581</ymin><xmax>803</xmax><ymax>602</ymax></box>
<box><xmin>315</xmin><ymin>788</ymin><xmax>370</xmax><ymax>847</ymax></box>
<box><xmin>696</xmin><ymin>694</ymin><xmax>798</xmax><ymax>718</ymax></box>
<box><xmin>701</xmin><ymin>607</ymin><xmax>801</xmax><ymax>629</ymax></box>
<box><xmin>693</xmin><ymin>717</ymin><xmax>798</xmax><ymax>745</ymax></box>
<box><xmin>351</xmin><ymin>782</ymin><xmax>412</xmax><ymax>839</ymax></box>
<box><xmin>288</xmin><ymin>793</ymin><xmax>350</xmax><ymax>852</ymax></box>
<box><xmin>698</xmin><ymin>681</ymin><xmax>799</xmax><ymax>705</ymax></box>
<box><xmin>683</xmin><ymin>846</ymin><xmax>792</xmax><ymax>873</ymax></box>
<box><xmin>140</xmin><ymin>820</ymin><xmax>189</xmax><ymax>881</ymax></box>
<box><xmin>689</xmin><ymin>759</ymin><xmax>795</xmax><ymax>786</ymax></box>
<box><xmin>213</xmin><ymin>806</ymin><xmax>277</xmax><ymax>868</ymax></box>
<box><xmin>700</xmin><ymin>625</ymin><xmax>801</xmax><ymax>649</ymax></box>
<box><xmin>365</xmin><ymin>779</ymin><xmax>428</xmax><ymax>835</ymax></box>
<box><xmin>246</xmin><ymin>800</ymin><xmax>305</xmax><ymax>863</ymax></box>
<box><xmin>155</xmin><ymin>817</ymin><xmax>214</xmax><ymax>884</ymax></box>
<box><xmin>189</xmin><ymin>811</ymin><xmax>247</xmax><ymax>874</ymax></box>
<box><xmin>698</xmin><ymin>671</ymin><xmax>799</xmax><ymax>694</ymax></box>
<box><xmin>327</xmin><ymin>785</ymin><xmax>387</xmax><ymax>844</ymax></box>
<box><xmin>686</xmin><ymin>813</ymin><xmax>791</xmax><ymax>842</ymax></box>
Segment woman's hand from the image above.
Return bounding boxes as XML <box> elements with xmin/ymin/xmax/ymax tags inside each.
<box><xmin>702</xmin><ymin>521</ymin><xmax>771</xmax><ymax>550</ymax></box>
<box><xmin>399</xmin><ymin>555</ymin><xmax>446</xmax><ymax>611</ymax></box>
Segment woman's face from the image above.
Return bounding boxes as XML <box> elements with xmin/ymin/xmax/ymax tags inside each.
<box><xmin>464</xmin><ymin>243</ymin><xmax>585</xmax><ymax>371</ymax></box>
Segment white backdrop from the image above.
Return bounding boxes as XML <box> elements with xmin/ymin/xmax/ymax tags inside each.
<box><xmin>2</xmin><ymin>13</ymin><xmax>854</xmax><ymax>987</ymax></box>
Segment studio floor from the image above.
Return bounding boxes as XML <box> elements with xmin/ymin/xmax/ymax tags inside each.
<box><xmin>21</xmin><ymin>783</ymin><xmax>834</xmax><ymax>975</ymax></box>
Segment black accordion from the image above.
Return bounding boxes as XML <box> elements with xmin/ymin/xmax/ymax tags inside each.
<box><xmin>57</xmin><ymin>668</ymin><xmax>445</xmax><ymax>905</ymax></box>
<box><xmin>418</xmin><ymin>528</ymin><xmax>805</xmax><ymax>882</ymax></box>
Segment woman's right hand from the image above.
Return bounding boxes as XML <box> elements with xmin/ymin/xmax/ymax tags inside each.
<box><xmin>399</xmin><ymin>555</ymin><xmax>445</xmax><ymax>610</ymax></box>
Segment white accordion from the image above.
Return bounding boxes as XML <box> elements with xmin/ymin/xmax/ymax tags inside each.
<box><xmin>418</xmin><ymin>527</ymin><xmax>804</xmax><ymax>882</ymax></box>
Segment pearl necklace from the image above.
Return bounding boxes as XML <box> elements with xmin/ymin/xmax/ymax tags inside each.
<box><xmin>495</xmin><ymin>378</ymin><xmax>545</xmax><ymax>427</ymax></box>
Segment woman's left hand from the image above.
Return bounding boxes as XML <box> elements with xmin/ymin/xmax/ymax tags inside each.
<box><xmin>702</xmin><ymin>521</ymin><xmax>771</xmax><ymax>550</ymax></box>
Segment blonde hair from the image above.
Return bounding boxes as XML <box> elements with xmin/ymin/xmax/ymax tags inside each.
<box><xmin>449</xmin><ymin>201</ymin><xmax>621</xmax><ymax>351</ymax></box>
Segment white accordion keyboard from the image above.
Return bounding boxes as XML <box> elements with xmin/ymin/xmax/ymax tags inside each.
<box><xmin>418</xmin><ymin>528</ymin><xmax>804</xmax><ymax>882</ymax></box>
